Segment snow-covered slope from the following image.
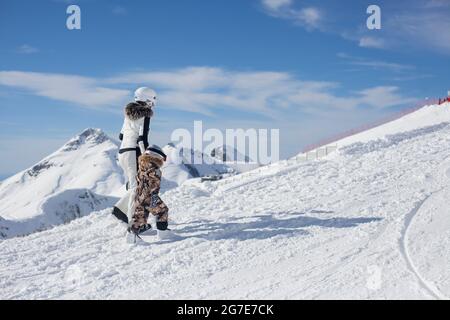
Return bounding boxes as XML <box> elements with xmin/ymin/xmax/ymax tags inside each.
<box><xmin>330</xmin><ymin>102</ymin><xmax>450</xmax><ymax>149</ymax></box>
<box><xmin>1</xmin><ymin>103</ymin><xmax>450</xmax><ymax>299</ymax></box>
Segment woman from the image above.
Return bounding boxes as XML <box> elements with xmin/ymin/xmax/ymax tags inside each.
<box><xmin>112</xmin><ymin>87</ymin><xmax>156</xmax><ymax>224</ymax></box>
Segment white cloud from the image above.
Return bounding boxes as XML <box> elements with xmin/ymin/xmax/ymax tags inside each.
<box><xmin>387</xmin><ymin>11</ymin><xmax>450</xmax><ymax>54</ymax></box>
<box><xmin>0</xmin><ymin>67</ymin><xmax>413</xmax><ymax>117</ymax></box>
<box><xmin>110</xmin><ymin>67</ymin><xmax>413</xmax><ymax>116</ymax></box>
<box><xmin>16</xmin><ymin>44</ymin><xmax>39</xmax><ymax>54</ymax></box>
<box><xmin>260</xmin><ymin>0</ymin><xmax>450</xmax><ymax>55</ymax></box>
<box><xmin>296</xmin><ymin>7</ymin><xmax>321</xmax><ymax>29</ymax></box>
<box><xmin>0</xmin><ymin>71</ymin><xmax>130</xmax><ymax>109</ymax></box>
<box><xmin>337</xmin><ymin>53</ymin><xmax>414</xmax><ymax>73</ymax></box>
<box><xmin>354</xmin><ymin>4</ymin><xmax>450</xmax><ymax>54</ymax></box>
<box><xmin>260</xmin><ymin>0</ymin><xmax>323</xmax><ymax>30</ymax></box>
<box><xmin>0</xmin><ymin>67</ymin><xmax>417</xmax><ymax>173</ymax></box>
<box><xmin>112</xmin><ymin>5</ymin><xmax>127</xmax><ymax>15</ymax></box>
<box><xmin>110</xmin><ymin>67</ymin><xmax>229</xmax><ymax>91</ymax></box>
<box><xmin>423</xmin><ymin>0</ymin><xmax>450</xmax><ymax>8</ymax></box>
<box><xmin>358</xmin><ymin>36</ymin><xmax>386</xmax><ymax>49</ymax></box>
<box><xmin>262</xmin><ymin>0</ymin><xmax>292</xmax><ymax>11</ymax></box>
<box><xmin>391</xmin><ymin>74</ymin><xmax>434</xmax><ymax>81</ymax></box>
<box><xmin>357</xmin><ymin>86</ymin><xmax>414</xmax><ymax>109</ymax></box>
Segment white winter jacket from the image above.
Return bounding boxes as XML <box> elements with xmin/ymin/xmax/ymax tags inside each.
<box><xmin>119</xmin><ymin>101</ymin><xmax>153</xmax><ymax>154</ymax></box>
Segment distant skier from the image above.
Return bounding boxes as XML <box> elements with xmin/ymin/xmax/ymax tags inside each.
<box><xmin>112</xmin><ymin>87</ymin><xmax>156</xmax><ymax>224</ymax></box>
<box><xmin>127</xmin><ymin>145</ymin><xmax>174</xmax><ymax>242</ymax></box>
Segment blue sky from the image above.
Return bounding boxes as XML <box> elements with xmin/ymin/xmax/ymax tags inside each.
<box><xmin>1</xmin><ymin>0</ymin><xmax>450</xmax><ymax>178</ymax></box>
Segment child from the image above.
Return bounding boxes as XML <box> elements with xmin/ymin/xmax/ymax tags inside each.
<box><xmin>127</xmin><ymin>145</ymin><xmax>171</xmax><ymax>242</ymax></box>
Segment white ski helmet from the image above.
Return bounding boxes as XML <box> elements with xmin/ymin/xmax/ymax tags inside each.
<box><xmin>134</xmin><ymin>87</ymin><xmax>157</xmax><ymax>107</ymax></box>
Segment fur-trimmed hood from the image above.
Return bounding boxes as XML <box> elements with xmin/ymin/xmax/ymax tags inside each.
<box><xmin>125</xmin><ymin>101</ymin><xmax>153</xmax><ymax>120</ymax></box>
<box><xmin>139</xmin><ymin>153</ymin><xmax>165</xmax><ymax>170</ymax></box>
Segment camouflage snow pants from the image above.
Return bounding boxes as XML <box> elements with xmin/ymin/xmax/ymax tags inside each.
<box><xmin>131</xmin><ymin>193</ymin><xmax>168</xmax><ymax>230</ymax></box>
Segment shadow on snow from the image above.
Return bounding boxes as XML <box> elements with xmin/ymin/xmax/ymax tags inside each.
<box><xmin>175</xmin><ymin>212</ymin><xmax>382</xmax><ymax>241</ymax></box>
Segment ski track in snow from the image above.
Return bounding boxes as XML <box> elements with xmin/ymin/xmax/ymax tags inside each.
<box><xmin>398</xmin><ymin>159</ymin><xmax>450</xmax><ymax>300</ymax></box>
<box><xmin>399</xmin><ymin>195</ymin><xmax>442</xmax><ymax>299</ymax></box>
<box><xmin>401</xmin><ymin>171</ymin><xmax>450</xmax><ymax>300</ymax></box>
<box><xmin>2</xmin><ymin>106</ymin><xmax>450</xmax><ymax>299</ymax></box>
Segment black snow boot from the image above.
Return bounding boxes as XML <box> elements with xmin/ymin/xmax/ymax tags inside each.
<box><xmin>156</xmin><ymin>221</ymin><xmax>168</xmax><ymax>231</ymax></box>
<box><xmin>112</xmin><ymin>206</ymin><xmax>128</xmax><ymax>224</ymax></box>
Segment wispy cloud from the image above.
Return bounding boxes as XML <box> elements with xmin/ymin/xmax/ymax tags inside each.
<box><xmin>337</xmin><ymin>53</ymin><xmax>429</xmax><ymax>82</ymax></box>
<box><xmin>353</xmin><ymin>2</ymin><xmax>450</xmax><ymax>54</ymax></box>
<box><xmin>16</xmin><ymin>44</ymin><xmax>39</xmax><ymax>54</ymax></box>
<box><xmin>259</xmin><ymin>1</ymin><xmax>450</xmax><ymax>55</ymax></box>
<box><xmin>0</xmin><ymin>67</ymin><xmax>417</xmax><ymax>173</ymax></box>
<box><xmin>386</xmin><ymin>10</ymin><xmax>450</xmax><ymax>54</ymax></box>
<box><xmin>0</xmin><ymin>66</ymin><xmax>411</xmax><ymax>118</ymax></box>
<box><xmin>0</xmin><ymin>71</ymin><xmax>129</xmax><ymax>108</ymax></box>
<box><xmin>260</xmin><ymin>0</ymin><xmax>323</xmax><ymax>30</ymax></box>
<box><xmin>112</xmin><ymin>5</ymin><xmax>127</xmax><ymax>15</ymax></box>
<box><xmin>337</xmin><ymin>53</ymin><xmax>414</xmax><ymax>73</ymax></box>
<box><xmin>356</xmin><ymin>86</ymin><xmax>413</xmax><ymax>109</ymax></box>
<box><xmin>391</xmin><ymin>74</ymin><xmax>434</xmax><ymax>82</ymax></box>
<box><xmin>358</xmin><ymin>36</ymin><xmax>386</xmax><ymax>49</ymax></box>
<box><xmin>262</xmin><ymin>0</ymin><xmax>291</xmax><ymax>11</ymax></box>
<box><xmin>423</xmin><ymin>0</ymin><xmax>450</xmax><ymax>8</ymax></box>
<box><xmin>0</xmin><ymin>67</ymin><xmax>414</xmax><ymax>117</ymax></box>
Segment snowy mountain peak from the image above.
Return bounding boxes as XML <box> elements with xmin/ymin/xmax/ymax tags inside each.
<box><xmin>0</xmin><ymin>127</ymin><xmax>124</xmax><ymax>236</ymax></box>
<box><xmin>25</xmin><ymin>129</ymin><xmax>113</xmax><ymax>179</ymax></box>
<box><xmin>61</xmin><ymin>128</ymin><xmax>112</xmax><ymax>152</ymax></box>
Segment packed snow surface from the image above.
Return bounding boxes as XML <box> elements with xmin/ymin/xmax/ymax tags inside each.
<box><xmin>1</xmin><ymin>103</ymin><xmax>450</xmax><ymax>299</ymax></box>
